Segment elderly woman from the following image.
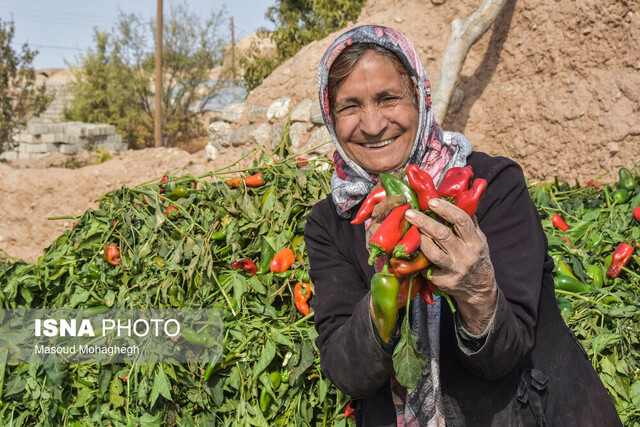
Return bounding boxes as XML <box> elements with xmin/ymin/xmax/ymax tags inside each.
<box><xmin>304</xmin><ymin>25</ymin><xmax>621</xmax><ymax>426</ymax></box>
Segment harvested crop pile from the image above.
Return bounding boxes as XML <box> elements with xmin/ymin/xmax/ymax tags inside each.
<box><xmin>0</xmin><ymin>129</ymin><xmax>639</xmax><ymax>424</ymax></box>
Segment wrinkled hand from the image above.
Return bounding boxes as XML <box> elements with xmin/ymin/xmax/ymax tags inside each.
<box><xmin>404</xmin><ymin>198</ymin><xmax>498</xmax><ymax>334</ymax></box>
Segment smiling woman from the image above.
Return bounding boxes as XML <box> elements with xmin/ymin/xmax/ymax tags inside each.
<box><xmin>304</xmin><ymin>25</ymin><xmax>621</xmax><ymax>427</ymax></box>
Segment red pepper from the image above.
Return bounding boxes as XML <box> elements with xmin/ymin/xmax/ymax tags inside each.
<box><xmin>586</xmin><ymin>179</ymin><xmax>602</xmax><ymax>190</ymax></box>
<box><xmin>419</xmin><ymin>279</ymin><xmax>436</xmax><ymax>305</ymax></box>
<box><xmin>123</xmin><ymin>374</ymin><xmax>129</xmax><ymax>382</ymax></box>
<box><xmin>104</xmin><ymin>244</ymin><xmax>121</xmax><ymax>266</ymax></box>
<box><xmin>270</xmin><ymin>248</ymin><xmax>295</xmax><ymax>273</ymax></box>
<box><xmin>454</xmin><ymin>178</ymin><xmax>487</xmax><ymax>217</ymax></box>
<box><xmin>397</xmin><ymin>274</ymin><xmax>423</xmax><ymax>309</ymax></box>
<box><xmin>392</xmin><ymin>225</ymin><xmax>421</xmax><ymax>259</ymax></box>
<box><xmin>606</xmin><ymin>242</ymin><xmax>634</xmax><ymax>278</ymax></box>
<box><xmin>166</xmin><ymin>205</ymin><xmax>179</xmax><ymax>219</ymax></box>
<box><xmin>633</xmin><ymin>206</ymin><xmax>640</xmax><ymax>222</ymax></box>
<box><xmin>344</xmin><ymin>401</ymin><xmax>355</xmax><ymax>420</ymax></box>
<box><xmin>231</xmin><ymin>259</ymin><xmax>258</xmax><ymax>275</ymax></box>
<box><xmin>159</xmin><ymin>175</ymin><xmax>169</xmax><ymax>193</ymax></box>
<box><xmin>294</xmin><ymin>282</ymin><xmax>311</xmax><ymax>315</ymax></box>
<box><xmin>351</xmin><ymin>187</ymin><xmax>387</xmax><ymax>225</ymax></box>
<box><xmin>390</xmin><ymin>252</ymin><xmax>431</xmax><ymax>277</ymax></box>
<box><xmin>368</xmin><ymin>204</ymin><xmax>411</xmax><ymax>264</ymax></box>
<box><xmin>244</xmin><ymin>172</ymin><xmax>265</xmax><ymax>187</ymax></box>
<box><xmin>225</xmin><ymin>177</ymin><xmax>242</xmax><ymax>188</ymax></box>
<box><xmin>437</xmin><ymin>166</ymin><xmax>474</xmax><ymax>198</ymax></box>
<box><xmin>551</xmin><ymin>213</ymin><xmax>569</xmax><ymax>232</ymax></box>
<box><xmin>405</xmin><ymin>164</ymin><xmax>439</xmax><ymax>211</ymax></box>
<box><xmin>296</xmin><ymin>158</ymin><xmax>310</xmax><ymax>167</ymax></box>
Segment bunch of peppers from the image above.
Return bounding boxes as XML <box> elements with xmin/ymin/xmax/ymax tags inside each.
<box><xmin>353</xmin><ymin>165</ymin><xmax>487</xmax><ymax>342</ymax></box>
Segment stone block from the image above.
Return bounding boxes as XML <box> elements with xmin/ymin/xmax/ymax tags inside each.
<box><xmin>270</xmin><ymin>123</ymin><xmax>284</xmax><ymax>149</ymax></box>
<box><xmin>251</xmin><ymin>123</ymin><xmax>271</xmax><ymax>146</ymax></box>
<box><xmin>289</xmin><ymin>122</ymin><xmax>310</xmax><ymax>152</ymax></box>
<box><xmin>222</xmin><ymin>103</ymin><xmax>245</xmax><ymax>123</ymax></box>
<box><xmin>15</xmin><ymin>133</ymin><xmax>36</xmax><ymax>143</ymax></box>
<box><xmin>230</xmin><ymin>125</ymin><xmax>255</xmax><ymax>147</ymax></box>
<box><xmin>58</xmin><ymin>143</ymin><xmax>79</xmax><ymax>154</ymax></box>
<box><xmin>26</xmin><ymin>123</ymin><xmax>51</xmax><ymax>134</ymax></box>
<box><xmin>267</xmin><ymin>97</ymin><xmax>291</xmax><ymax>122</ymax></box>
<box><xmin>247</xmin><ymin>105</ymin><xmax>267</xmax><ymax>123</ymax></box>
<box><xmin>0</xmin><ymin>151</ymin><xmax>18</xmax><ymax>160</ymax></box>
<box><xmin>19</xmin><ymin>142</ymin><xmax>58</xmax><ymax>153</ymax></box>
<box><xmin>310</xmin><ymin>102</ymin><xmax>324</xmax><ymax>125</ymax></box>
<box><xmin>40</xmin><ymin>133</ymin><xmax>66</xmax><ymax>143</ymax></box>
<box><xmin>307</xmin><ymin>126</ymin><xmax>333</xmax><ymax>155</ymax></box>
<box><xmin>291</xmin><ymin>98</ymin><xmax>312</xmax><ymax>122</ymax></box>
<box><xmin>209</xmin><ymin>121</ymin><xmax>232</xmax><ymax>148</ymax></box>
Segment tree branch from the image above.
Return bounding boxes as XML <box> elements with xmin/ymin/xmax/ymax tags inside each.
<box><xmin>432</xmin><ymin>0</ymin><xmax>508</xmax><ymax>124</ymax></box>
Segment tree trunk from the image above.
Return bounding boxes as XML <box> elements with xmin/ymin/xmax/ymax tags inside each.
<box><xmin>432</xmin><ymin>0</ymin><xmax>508</xmax><ymax>124</ymax></box>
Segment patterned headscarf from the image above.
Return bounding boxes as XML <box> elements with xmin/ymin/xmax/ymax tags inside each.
<box><xmin>317</xmin><ymin>25</ymin><xmax>472</xmax><ymax>218</ymax></box>
<box><xmin>317</xmin><ymin>25</ymin><xmax>475</xmax><ymax>426</ymax></box>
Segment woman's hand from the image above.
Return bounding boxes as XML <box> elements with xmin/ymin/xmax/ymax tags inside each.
<box><xmin>404</xmin><ymin>198</ymin><xmax>498</xmax><ymax>335</ymax></box>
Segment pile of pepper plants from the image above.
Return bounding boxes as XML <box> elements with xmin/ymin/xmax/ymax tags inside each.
<box><xmin>530</xmin><ymin>165</ymin><xmax>640</xmax><ymax>425</ymax></box>
<box><xmin>0</xmin><ymin>121</ymin><xmax>639</xmax><ymax>425</ymax></box>
<box><xmin>0</xmin><ymin>134</ymin><xmax>355</xmax><ymax>426</ymax></box>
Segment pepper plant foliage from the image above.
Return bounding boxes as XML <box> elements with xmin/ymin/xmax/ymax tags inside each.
<box><xmin>241</xmin><ymin>0</ymin><xmax>366</xmax><ymax>90</ymax></box>
<box><xmin>0</xmin><ymin>18</ymin><xmax>50</xmax><ymax>154</ymax></box>
<box><xmin>64</xmin><ymin>3</ymin><xmax>229</xmax><ymax>148</ymax></box>
<box><xmin>0</xmin><ymin>127</ymin><xmax>640</xmax><ymax>424</ymax></box>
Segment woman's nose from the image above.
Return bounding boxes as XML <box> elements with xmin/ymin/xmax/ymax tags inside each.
<box><xmin>359</xmin><ymin>105</ymin><xmax>388</xmax><ymax>136</ymax></box>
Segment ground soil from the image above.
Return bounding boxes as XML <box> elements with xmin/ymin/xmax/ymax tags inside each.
<box><xmin>2</xmin><ymin>0</ymin><xmax>639</xmax><ymax>263</ymax></box>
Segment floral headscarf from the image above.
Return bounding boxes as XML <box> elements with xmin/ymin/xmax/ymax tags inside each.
<box><xmin>317</xmin><ymin>25</ymin><xmax>472</xmax><ymax>218</ymax></box>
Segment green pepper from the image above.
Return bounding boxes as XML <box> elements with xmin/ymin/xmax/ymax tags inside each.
<box><xmin>555</xmin><ymin>262</ymin><xmax>577</xmax><ymax>280</ymax></box>
<box><xmin>371</xmin><ymin>263</ymin><xmax>400</xmax><ymax>342</ymax></box>
<box><xmin>554</xmin><ymin>275</ymin><xmax>591</xmax><ymax>293</ymax></box>
<box><xmin>269</xmin><ymin>371</ymin><xmax>281</xmax><ymax>389</ymax></box>
<box><xmin>273</xmin><ymin>270</ymin><xmax>292</xmax><ymax>279</ymax></box>
<box><xmin>259</xmin><ymin>388</ymin><xmax>271</xmax><ymax>413</ymax></box>
<box><xmin>294</xmin><ymin>269</ymin><xmax>310</xmax><ymax>283</ymax></box>
<box><xmin>556</xmin><ymin>296</ymin><xmax>572</xmax><ymax>318</ymax></box>
<box><xmin>181</xmin><ymin>327</ymin><xmax>211</xmax><ymax>346</ymax></box>
<box><xmin>256</xmin><ymin>239</ymin><xmax>275</xmax><ymax>275</ymax></box>
<box><xmin>618</xmin><ymin>167</ymin><xmax>637</xmax><ymax>191</ymax></box>
<box><xmin>167</xmin><ymin>185</ymin><xmax>188</xmax><ymax>201</ymax></box>
<box><xmin>281</xmin><ymin>370</ymin><xmax>290</xmax><ymax>383</ymax></box>
<box><xmin>612</xmin><ymin>188</ymin><xmax>629</xmax><ymax>205</ymax></box>
<box><xmin>211</xmin><ymin>229</ymin><xmax>227</xmax><ymax>241</ymax></box>
<box><xmin>379</xmin><ymin>174</ymin><xmax>420</xmax><ymax>210</ymax></box>
<box><xmin>586</xmin><ymin>265</ymin><xmax>604</xmax><ymax>289</ymax></box>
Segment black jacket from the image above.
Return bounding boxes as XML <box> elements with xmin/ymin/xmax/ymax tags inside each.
<box><xmin>304</xmin><ymin>152</ymin><xmax>621</xmax><ymax>426</ymax></box>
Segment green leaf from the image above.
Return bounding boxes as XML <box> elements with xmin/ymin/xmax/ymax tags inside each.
<box><xmin>109</xmin><ymin>376</ymin><xmax>125</xmax><ymax>408</ymax></box>
<box><xmin>631</xmin><ymin>380</ymin><xmax>640</xmax><ymax>408</ymax></box>
<box><xmin>392</xmin><ymin>315</ymin><xmax>425</xmax><ymax>391</ymax></box>
<box><xmin>149</xmin><ymin>365</ymin><xmax>173</xmax><ymax>407</ymax></box>
<box><xmin>253</xmin><ymin>338</ymin><xmax>276</xmax><ymax>380</ymax></box>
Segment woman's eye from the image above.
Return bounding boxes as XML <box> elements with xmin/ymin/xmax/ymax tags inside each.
<box><xmin>337</xmin><ymin>105</ymin><xmax>355</xmax><ymax>113</ymax></box>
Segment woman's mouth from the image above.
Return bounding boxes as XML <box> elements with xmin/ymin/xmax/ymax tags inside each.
<box><xmin>364</xmin><ymin>138</ymin><xmax>393</xmax><ymax>149</ymax></box>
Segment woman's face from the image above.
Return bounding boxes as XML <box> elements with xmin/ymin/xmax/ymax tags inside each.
<box><xmin>333</xmin><ymin>51</ymin><xmax>418</xmax><ymax>175</ymax></box>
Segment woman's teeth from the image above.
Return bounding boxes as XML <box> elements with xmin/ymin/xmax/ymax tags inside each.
<box><xmin>365</xmin><ymin>139</ymin><xmax>392</xmax><ymax>148</ymax></box>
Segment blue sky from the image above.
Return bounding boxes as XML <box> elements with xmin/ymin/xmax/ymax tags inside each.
<box><xmin>0</xmin><ymin>0</ymin><xmax>275</xmax><ymax>70</ymax></box>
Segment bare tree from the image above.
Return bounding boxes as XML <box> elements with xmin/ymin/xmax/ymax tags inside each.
<box><xmin>432</xmin><ymin>0</ymin><xmax>508</xmax><ymax>124</ymax></box>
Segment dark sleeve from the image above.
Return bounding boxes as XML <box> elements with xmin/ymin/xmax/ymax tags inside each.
<box><xmin>454</xmin><ymin>152</ymin><xmax>550</xmax><ymax>379</ymax></box>
<box><xmin>304</xmin><ymin>198</ymin><xmax>395</xmax><ymax>398</ymax></box>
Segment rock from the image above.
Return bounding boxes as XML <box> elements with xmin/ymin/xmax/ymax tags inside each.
<box><xmin>221</xmin><ymin>103</ymin><xmax>245</xmax><ymax>123</ymax></box>
<box><xmin>289</xmin><ymin>122</ymin><xmax>311</xmax><ymax>153</ymax></box>
<box><xmin>205</xmin><ymin>144</ymin><xmax>219</xmax><ymax>161</ymax></box>
<box><xmin>307</xmin><ymin>126</ymin><xmax>333</xmax><ymax>155</ymax></box>
<box><xmin>267</xmin><ymin>97</ymin><xmax>291</xmax><ymax>123</ymax></box>
<box><xmin>310</xmin><ymin>102</ymin><xmax>324</xmax><ymax>125</ymax></box>
<box><xmin>251</xmin><ymin>123</ymin><xmax>271</xmax><ymax>146</ymax></box>
<box><xmin>247</xmin><ymin>105</ymin><xmax>267</xmax><ymax>123</ymax></box>
<box><xmin>270</xmin><ymin>123</ymin><xmax>284</xmax><ymax>149</ymax></box>
<box><xmin>616</xmin><ymin>71</ymin><xmax>640</xmax><ymax>104</ymax></box>
<box><xmin>608</xmin><ymin>142</ymin><xmax>620</xmax><ymax>155</ymax></box>
<box><xmin>230</xmin><ymin>125</ymin><xmax>255</xmax><ymax>147</ymax></box>
<box><xmin>209</xmin><ymin>122</ymin><xmax>232</xmax><ymax>151</ymax></box>
<box><xmin>291</xmin><ymin>98</ymin><xmax>313</xmax><ymax>122</ymax></box>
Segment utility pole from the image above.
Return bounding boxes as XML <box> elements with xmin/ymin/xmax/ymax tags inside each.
<box><xmin>154</xmin><ymin>0</ymin><xmax>163</xmax><ymax>147</ymax></box>
<box><xmin>230</xmin><ymin>16</ymin><xmax>236</xmax><ymax>85</ymax></box>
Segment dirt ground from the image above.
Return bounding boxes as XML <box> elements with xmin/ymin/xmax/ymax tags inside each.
<box><xmin>2</xmin><ymin>0</ymin><xmax>640</xmax><ymax>263</ymax></box>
